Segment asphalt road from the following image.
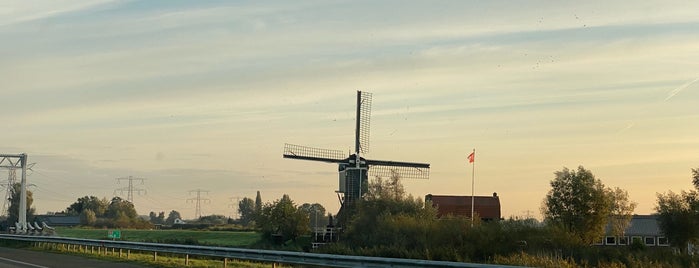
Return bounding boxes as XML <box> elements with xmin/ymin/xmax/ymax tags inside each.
<box><xmin>0</xmin><ymin>247</ymin><xmax>146</xmax><ymax>268</ymax></box>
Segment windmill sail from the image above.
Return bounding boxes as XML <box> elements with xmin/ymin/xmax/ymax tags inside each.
<box><xmin>282</xmin><ymin>91</ymin><xmax>430</xmax><ymax>224</ymax></box>
<box><xmin>366</xmin><ymin>159</ymin><xmax>430</xmax><ymax>180</ymax></box>
<box><xmin>355</xmin><ymin>91</ymin><xmax>372</xmax><ymax>154</ymax></box>
<box><xmin>283</xmin><ymin>143</ymin><xmax>346</xmax><ymax>163</ymax></box>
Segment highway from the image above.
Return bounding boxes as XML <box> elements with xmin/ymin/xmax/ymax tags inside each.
<box><xmin>0</xmin><ymin>247</ymin><xmax>145</xmax><ymax>268</ymax></box>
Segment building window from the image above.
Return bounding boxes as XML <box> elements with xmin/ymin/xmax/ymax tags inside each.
<box><xmin>605</xmin><ymin>236</ymin><xmax>617</xmax><ymax>245</ymax></box>
<box><xmin>618</xmin><ymin>236</ymin><xmax>629</xmax><ymax>245</ymax></box>
<box><xmin>658</xmin><ymin>237</ymin><xmax>669</xmax><ymax>246</ymax></box>
<box><xmin>644</xmin><ymin>237</ymin><xmax>655</xmax><ymax>246</ymax></box>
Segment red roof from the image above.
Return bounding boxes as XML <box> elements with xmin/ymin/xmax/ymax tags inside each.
<box><xmin>426</xmin><ymin>194</ymin><xmax>501</xmax><ymax>220</ymax></box>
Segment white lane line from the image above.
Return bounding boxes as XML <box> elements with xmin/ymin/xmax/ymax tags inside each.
<box><xmin>0</xmin><ymin>256</ymin><xmax>49</xmax><ymax>268</ymax></box>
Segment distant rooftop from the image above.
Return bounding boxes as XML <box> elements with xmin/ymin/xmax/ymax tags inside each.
<box><xmin>426</xmin><ymin>193</ymin><xmax>501</xmax><ymax>220</ymax></box>
<box><xmin>35</xmin><ymin>215</ymin><xmax>80</xmax><ymax>226</ymax></box>
<box><xmin>606</xmin><ymin>215</ymin><xmax>662</xmax><ymax>236</ymax></box>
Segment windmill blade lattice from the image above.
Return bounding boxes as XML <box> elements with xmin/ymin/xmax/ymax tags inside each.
<box><xmin>283</xmin><ymin>143</ymin><xmax>346</xmax><ymax>163</ymax></box>
<box><xmin>281</xmin><ymin>91</ymin><xmax>430</xmax><ymax>225</ymax></box>
<box><xmin>355</xmin><ymin>91</ymin><xmax>372</xmax><ymax>154</ymax></box>
<box><xmin>368</xmin><ymin>163</ymin><xmax>430</xmax><ymax>180</ymax></box>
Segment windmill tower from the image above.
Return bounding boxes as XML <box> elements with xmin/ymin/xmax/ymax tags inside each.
<box><xmin>283</xmin><ymin>91</ymin><xmax>430</xmax><ymax>220</ymax></box>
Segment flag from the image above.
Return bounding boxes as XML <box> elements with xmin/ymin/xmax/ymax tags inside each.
<box><xmin>468</xmin><ymin>152</ymin><xmax>475</xmax><ymax>163</ymax></box>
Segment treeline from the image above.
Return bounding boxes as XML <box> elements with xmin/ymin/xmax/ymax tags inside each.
<box><xmin>65</xmin><ymin>196</ymin><xmax>151</xmax><ymax>228</ymax></box>
<box><xmin>323</xmin><ymin>202</ymin><xmax>691</xmax><ymax>266</ymax></box>
<box><xmin>655</xmin><ymin>168</ymin><xmax>699</xmax><ymax>253</ymax></box>
<box><xmin>310</xmin><ymin>166</ymin><xmax>699</xmax><ymax>267</ymax></box>
<box><xmin>0</xmin><ymin>184</ymin><xmax>155</xmax><ymax>229</ymax></box>
<box><xmin>236</xmin><ymin>191</ymin><xmax>327</xmax><ymax>243</ymax></box>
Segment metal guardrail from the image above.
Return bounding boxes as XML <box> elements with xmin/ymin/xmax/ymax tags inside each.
<box><xmin>0</xmin><ymin>234</ymin><xmax>524</xmax><ymax>268</ymax></box>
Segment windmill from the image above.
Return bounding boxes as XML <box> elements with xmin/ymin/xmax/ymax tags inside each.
<box><xmin>283</xmin><ymin>91</ymin><xmax>430</xmax><ymax>220</ymax></box>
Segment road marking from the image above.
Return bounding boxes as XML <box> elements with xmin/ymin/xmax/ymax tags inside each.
<box><xmin>0</xmin><ymin>256</ymin><xmax>49</xmax><ymax>268</ymax></box>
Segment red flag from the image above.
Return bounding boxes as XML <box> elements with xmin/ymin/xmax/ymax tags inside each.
<box><xmin>468</xmin><ymin>152</ymin><xmax>475</xmax><ymax>163</ymax></box>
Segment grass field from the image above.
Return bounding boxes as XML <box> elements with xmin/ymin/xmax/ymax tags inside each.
<box><xmin>54</xmin><ymin>227</ymin><xmax>262</xmax><ymax>248</ymax></box>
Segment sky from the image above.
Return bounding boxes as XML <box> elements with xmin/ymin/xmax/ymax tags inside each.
<box><xmin>1</xmin><ymin>1</ymin><xmax>698</xmax><ymax>220</ymax></box>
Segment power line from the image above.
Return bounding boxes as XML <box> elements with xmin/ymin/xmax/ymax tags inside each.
<box><xmin>228</xmin><ymin>196</ymin><xmax>243</xmax><ymax>219</ymax></box>
<box><xmin>187</xmin><ymin>189</ymin><xmax>210</xmax><ymax>219</ymax></box>
<box><xmin>0</xmin><ymin>159</ymin><xmax>34</xmax><ymax>216</ymax></box>
<box><xmin>1</xmin><ymin>166</ymin><xmax>18</xmax><ymax>216</ymax></box>
<box><xmin>0</xmin><ymin>153</ymin><xmax>31</xmax><ymax>232</ymax></box>
<box><xmin>114</xmin><ymin>176</ymin><xmax>146</xmax><ymax>203</ymax></box>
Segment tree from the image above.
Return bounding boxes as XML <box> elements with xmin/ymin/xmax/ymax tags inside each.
<box><xmin>367</xmin><ymin>170</ymin><xmax>405</xmax><ymax>201</ymax></box>
<box><xmin>166</xmin><ymin>210</ymin><xmax>182</xmax><ymax>225</ymax></box>
<box><xmin>197</xmin><ymin>214</ymin><xmax>228</xmax><ymax>225</ymax></box>
<box><xmin>655</xmin><ymin>168</ymin><xmax>699</xmax><ymax>253</ymax></box>
<box><xmin>542</xmin><ymin>166</ymin><xmax>612</xmax><ymax>244</ymax></box>
<box><xmin>656</xmin><ymin>190</ymin><xmax>699</xmax><ymax>252</ymax></box>
<box><xmin>255</xmin><ymin>191</ymin><xmax>262</xmax><ymax>217</ymax></box>
<box><xmin>157</xmin><ymin>211</ymin><xmax>165</xmax><ymax>224</ymax></box>
<box><xmin>104</xmin><ymin>197</ymin><xmax>138</xmax><ymax>220</ymax></box>
<box><xmin>299</xmin><ymin>203</ymin><xmax>326</xmax><ymax>229</ymax></box>
<box><xmin>607</xmin><ymin>187</ymin><xmax>637</xmax><ymax>237</ymax></box>
<box><xmin>257</xmin><ymin>194</ymin><xmax>309</xmax><ymax>242</ymax></box>
<box><xmin>238</xmin><ymin>197</ymin><xmax>256</xmax><ymax>226</ymax></box>
<box><xmin>66</xmin><ymin>196</ymin><xmax>108</xmax><ymax>217</ymax></box>
<box><xmin>7</xmin><ymin>183</ymin><xmax>35</xmax><ymax>225</ymax></box>
<box><xmin>149</xmin><ymin>211</ymin><xmax>165</xmax><ymax>224</ymax></box>
<box><xmin>342</xmin><ymin>175</ymin><xmax>439</xmax><ymax>253</ymax></box>
<box><xmin>80</xmin><ymin>209</ymin><xmax>97</xmax><ymax>226</ymax></box>
<box><xmin>113</xmin><ymin>211</ymin><xmax>132</xmax><ymax>228</ymax></box>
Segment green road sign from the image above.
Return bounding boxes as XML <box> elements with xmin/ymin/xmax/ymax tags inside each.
<box><xmin>108</xmin><ymin>230</ymin><xmax>121</xmax><ymax>239</ymax></box>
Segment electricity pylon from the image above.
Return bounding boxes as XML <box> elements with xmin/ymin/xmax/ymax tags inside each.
<box><xmin>187</xmin><ymin>189</ymin><xmax>210</xmax><ymax>219</ymax></box>
<box><xmin>228</xmin><ymin>196</ymin><xmax>243</xmax><ymax>219</ymax></box>
<box><xmin>114</xmin><ymin>176</ymin><xmax>146</xmax><ymax>203</ymax></box>
<box><xmin>1</xmin><ymin>166</ymin><xmax>17</xmax><ymax>216</ymax></box>
<box><xmin>1</xmin><ymin>161</ymin><xmax>34</xmax><ymax>216</ymax></box>
<box><xmin>0</xmin><ymin>154</ymin><xmax>30</xmax><ymax>232</ymax></box>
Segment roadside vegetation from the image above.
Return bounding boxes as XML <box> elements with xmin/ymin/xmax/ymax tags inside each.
<box><xmin>35</xmin><ymin>241</ymin><xmax>277</xmax><ymax>268</ymax></box>
<box><xmin>4</xmin><ymin>167</ymin><xmax>699</xmax><ymax>267</ymax></box>
<box><xmin>315</xmin><ymin>166</ymin><xmax>699</xmax><ymax>267</ymax></box>
<box><xmin>55</xmin><ymin>227</ymin><xmax>261</xmax><ymax>248</ymax></box>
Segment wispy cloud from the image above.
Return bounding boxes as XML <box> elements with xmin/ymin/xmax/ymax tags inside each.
<box><xmin>617</xmin><ymin>122</ymin><xmax>636</xmax><ymax>134</ymax></box>
<box><xmin>665</xmin><ymin>76</ymin><xmax>699</xmax><ymax>101</ymax></box>
<box><xmin>2</xmin><ymin>1</ymin><xmax>699</xmax><ymax>218</ymax></box>
<box><xmin>0</xmin><ymin>0</ymin><xmax>114</xmax><ymax>27</ymax></box>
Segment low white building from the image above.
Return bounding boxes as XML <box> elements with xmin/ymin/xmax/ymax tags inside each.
<box><xmin>596</xmin><ymin>215</ymin><xmax>669</xmax><ymax>247</ymax></box>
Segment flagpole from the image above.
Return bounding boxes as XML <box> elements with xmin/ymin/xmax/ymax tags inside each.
<box><xmin>470</xmin><ymin>148</ymin><xmax>475</xmax><ymax>227</ymax></box>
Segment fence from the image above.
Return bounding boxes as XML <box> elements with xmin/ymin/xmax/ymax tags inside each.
<box><xmin>0</xmin><ymin>234</ymin><xmax>523</xmax><ymax>268</ymax></box>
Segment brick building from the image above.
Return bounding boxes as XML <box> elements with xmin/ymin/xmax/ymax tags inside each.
<box><xmin>425</xmin><ymin>192</ymin><xmax>501</xmax><ymax>221</ymax></box>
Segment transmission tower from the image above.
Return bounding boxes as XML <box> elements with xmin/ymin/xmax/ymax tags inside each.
<box><xmin>0</xmin><ymin>159</ymin><xmax>34</xmax><ymax>216</ymax></box>
<box><xmin>1</xmin><ymin>166</ymin><xmax>17</xmax><ymax>216</ymax></box>
<box><xmin>114</xmin><ymin>176</ymin><xmax>146</xmax><ymax>203</ymax></box>
<box><xmin>228</xmin><ymin>196</ymin><xmax>243</xmax><ymax>219</ymax></box>
<box><xmin>187</xmin><ymin>189</ymin><xmax>210</xmax><ymax>219</ymax></box>
<box><xmin>0</xmin><ymin>154</ymin><xmax>30</xmax><ymax>232</ymax></box>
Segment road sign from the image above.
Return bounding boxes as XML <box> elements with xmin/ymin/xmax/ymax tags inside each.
<box><xmin>108</xmin><ymin>230</ymin><xmax>121</xmax><ymax>239</ymax></box>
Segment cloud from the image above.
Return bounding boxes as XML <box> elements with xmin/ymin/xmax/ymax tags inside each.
<box><xmin>0</xmin><ymin>0</ymin><xmax>114</xmax><ymax>27</ymax></box>
<box><xmin>665</xmin><ymin>76</ymin><xmax>699</xmax><ymax>101</ymax></box>
<box><xmin>2</xmin><ymin>1</ymin><xmax>699</xmax><ymax>218</ymax></box>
